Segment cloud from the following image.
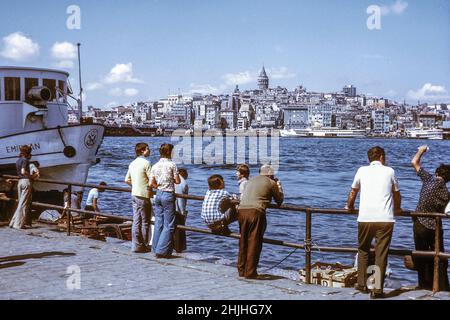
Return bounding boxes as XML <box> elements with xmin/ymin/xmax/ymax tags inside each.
<box><xmin>109</xmin><ymin>87</ymin><xmax>139</xmax><ymax>97</ymax></box>
<box><xmin>105</xmin><ymin>101</ymin><xmax>119</xmax><ymax>109</ymax></box>
<box><xmin>381</xmin><ymin>0</ymin><xmax>408</xmax><ymax>16</ymax></box>
<box><xmin>54</xmin><ymin>60</ymin><xmax>75</xmax><ymax>69</ymax></box>
<box><xmin>407</xmin><ymin>83</ymin><xmax>450</xmax><ymax>102</ymax></box>
<box><xmin>189</xmin><ymin>83</ymin><xmax>227</xmax><ymax>95</ymax></box>
<box><xmin>223</xmin><ymin>71</ymin><xmax>255</xmax><ymax>86</ymax></box>
<box><xmin>51</xmin><ymin>41</ymin><xmax>77</xmax><ymax>60</ymax></box>
<box><xmin>104</xmin><ymin>63</ymin><xmax>143</xmax><ymax>84</ymax></box>
<box><xmin>0</xmin><ymin>32</ymin><xmax>40</xmax><ymax>61</ymax></box>
<box><xmin>86</xmin><ymin>82</ymin><xmax>103</xmax><ymax>91</ymax></box>
<box><xmin>124</xmin><ymin>88</ymin><xmax>139</xmax><ymax>97</ymax></box>
<box><xmin>51</xmin><ymin>42</ymin><xmax>77</xmax><ymax>69</ymax></box>
<box><xmin>268</xmin><ymin>67</ymin><xmax>296</xmax><ymax>79</ymax></box>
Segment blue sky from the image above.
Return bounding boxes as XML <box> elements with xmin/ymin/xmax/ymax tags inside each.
<box><xmin>0</xmin><ymin>0</ymin><xmax>449</xmax><ymax>108</ymax></box>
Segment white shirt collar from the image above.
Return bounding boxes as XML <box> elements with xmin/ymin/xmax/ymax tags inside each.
<box><xmin>370</xmin><ymin>161</ymin><xmax>383</xmax><ymax>166</ymax></box>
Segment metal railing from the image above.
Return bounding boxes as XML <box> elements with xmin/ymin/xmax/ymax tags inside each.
<box><xmin>1</xmin><ymin>174</ymin><xmax>449</xmax><ymax>293</ymax></box>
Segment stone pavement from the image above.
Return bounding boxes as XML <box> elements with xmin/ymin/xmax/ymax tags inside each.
<box><xmin>0</xmin><ymin>224</ymin><xmax>448</xmax><ymax>300</ymax></box>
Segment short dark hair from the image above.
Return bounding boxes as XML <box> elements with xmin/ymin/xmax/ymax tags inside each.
<box><xmin>135</xmin><ymin>143</ymin><xmax>149</xmax><ymax>157</ymax></box>
<box><xmin>208</xmin><ymin>175</ymin><xmax>224</xmax><ymax>190</ymax></box>
<box><xmin>367</xmin><ymin>146</ymin><xmax>385</xmax><ymax>162</ymax></box>
<box><xmin>237</xmin><ymin>164</ymin><xmax>250</xmax><ymax>178</ymax></box>
<box><xmin>31</xmin><ymin>161</ymin><xmax>40</xmax><ymax>168</ymax></box>
<box><xmin>19</xmin><ymin>145</ymin><xmax>32</xmax><ymax>157</ymax></box>
<box><xmin>159</xmin><ymin>143</ymin><xmax>174</xmax><ymax>158</ymax></box>
<box><xmin>436</xmin><ymin>164</ymin><xmax>450</xmax><ymax>183</ymax></box>
<box><xmin>99</xmin><ymin>181</ymin><xmax>107</xmax><ymax>186</ymax></box>
<box><xmin>178</xmin><ymin>168</ymin><xmax>188</xmax><ymax>180</ymax></box>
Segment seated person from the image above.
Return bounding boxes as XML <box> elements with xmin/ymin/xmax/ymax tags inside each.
<box><xmin>201</xmin><ymin>175</ymin><xmax>237</xmax><ymax>235</ymax></box>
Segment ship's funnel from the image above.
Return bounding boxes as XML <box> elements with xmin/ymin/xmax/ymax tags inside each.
<box><xmin>27</xmin><ymin>86</ymin><xmax>52</xmax><ymax>102</ymax></box>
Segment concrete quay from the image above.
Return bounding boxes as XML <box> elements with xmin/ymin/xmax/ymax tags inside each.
<box><xmin>0</xmin><ymin>224</ymin><xmax>449</xmax><ymax>301</ymax></box>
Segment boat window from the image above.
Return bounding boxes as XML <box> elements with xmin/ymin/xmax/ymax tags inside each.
<box><xmin>43</xmin><ymin>79</ymin><xmax>57</xmax><ymax>101</ymax></box>
<box><xmin>58</xmin><ymin>80</ymin><xmax>66</xmax><ymax>101</ymax></box>
<box><xmin>5</xmin><ymin>77</ymin><xmax>21</xmax><ymax>101</ymax></box>
<box><xmin>25</xmin><ymin>78</ymin><xmax>39</xmax><ymax>103</ymax></box>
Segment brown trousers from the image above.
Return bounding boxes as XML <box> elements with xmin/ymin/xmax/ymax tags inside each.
<box><xmin>237</xmin><ymin>208</ymin><xmax>267</xmax><ymax>278</ymax></box>
<box><xmin>357</xmin><ymin>222</ymin><xmax>394</xmax><ymax>293</ymax></box>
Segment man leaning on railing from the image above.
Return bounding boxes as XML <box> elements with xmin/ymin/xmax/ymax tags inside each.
<box><xmin>346</xmin><ymin>146</ymin><xmax>402</xmax><ymax>299</ymax></box>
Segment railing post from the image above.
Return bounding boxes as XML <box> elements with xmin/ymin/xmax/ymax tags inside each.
<box><xmin>305</xmin><ymin>209</ymin><xmax>312</xmax><ymax>284</ymax></box>
<box><xmin>432</xmin><ymin>217</ymin><xmax>442</xmax><ymax>293</ymax></box>
<box><xmin>67</xmin><ymin>184</ymin><xmax>72</xmax><ymax>236</ymax></box>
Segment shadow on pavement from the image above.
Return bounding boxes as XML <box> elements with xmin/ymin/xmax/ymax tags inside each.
<box><xmin>0</xmin><ymin>251</ymin><xmax>76</xmax><ymax>263</ymax></box>
<box><xmin>0</xmin><ymin>261</ymin><xmax>26</xmax><ymax>269</ymax></box>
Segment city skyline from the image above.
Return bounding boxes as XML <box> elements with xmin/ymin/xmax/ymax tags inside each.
<box><xmin>0</xmin><ymin>0</ymin><xmax>449</xmax><ymax>108</ymax></box>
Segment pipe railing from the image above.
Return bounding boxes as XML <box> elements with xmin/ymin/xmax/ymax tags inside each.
<box><xmin>1</xmin><ymin>174</ymin><xmax>449</xmax><ymax>293</ymax></box>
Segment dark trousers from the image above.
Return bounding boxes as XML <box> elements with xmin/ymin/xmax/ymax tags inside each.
<box><xmin>173</xmin><ymin>213</ymin><xmax>187</xmax><ymax>253</ymax></box>
<box><xmin>357</xmin><ymin>222</ymin><xmax>394</xmax><ymax>293</ymax></box>
<box><xmin>208</xmin><ymin>206</ymin><xmax>237</xmax><ymax>235</ymax></box>
<box><xmin>413</xmin><ymin>219</ymin><xmax>449</xmax><ymax>291</ymax></box>
<box><xmin>237</xmin><ymin>208</ymin><xmax>267</xmax><ymax>278</ymax></box>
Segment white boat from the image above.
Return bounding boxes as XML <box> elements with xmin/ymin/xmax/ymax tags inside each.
<box><xmin>0</xmin><ymin>66</ymin><xmax>104</xmax><ymax>197</ymax></box>
<box><xmin>280</xmin><ymin>127</ymin><xmax>366</xmax><ymax>138</ymax></box>
<box><xmin>406</xmin><ymin>128</ymin><xmax>443</xmax><ymax>140</ymax></box>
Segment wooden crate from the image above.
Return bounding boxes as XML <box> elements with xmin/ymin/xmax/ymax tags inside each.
<box><xmin>299</xmin><ymin>262</ymin><xmax>358</xmax><ymax>288</ymax></box>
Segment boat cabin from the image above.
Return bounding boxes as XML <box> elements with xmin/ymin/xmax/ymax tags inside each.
<box><xmin>0</xmin><ymin>67</ymin><xmax>71</xmax><ymax>136</ymax></box>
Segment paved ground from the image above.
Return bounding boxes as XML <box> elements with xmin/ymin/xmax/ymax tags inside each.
<box><xmin>0</xmin><ymin>224</ymin><xmax>449</xmax><ymax>300</ymax></box>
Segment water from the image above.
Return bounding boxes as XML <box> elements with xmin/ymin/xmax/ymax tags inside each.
<box><xmin>86</xmin><ymin>136</ymin><xmax>450</xmax><ymax>286</ymax></box>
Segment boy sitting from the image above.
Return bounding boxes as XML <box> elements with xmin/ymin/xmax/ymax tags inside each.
<box><xmin>201</xmin><ymin>175</ymin><xmax>237</xmax><ymax>235</ymax></box>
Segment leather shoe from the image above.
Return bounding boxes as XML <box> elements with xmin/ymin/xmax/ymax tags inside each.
<box><xmin>370</xmin><ymin>291</ymin><xmax>385</xmax><ymax>299</ymax></box>
<box><xmin>354</xmin><ymin>284</ymin><xmax>369</xmax><ymax>294</ymax></box>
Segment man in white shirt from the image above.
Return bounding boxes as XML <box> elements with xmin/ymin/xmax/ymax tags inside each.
<box><xmin>85</xmin><ymin>182</ymin><xmax>107</xmax><ymax>213</ymax></box>
<box><xmin>346</xmin><ymin>146</ymin><xmax>402</xmax><ymax>299</ymax></box>
<box><xmin>125</xmin><ymin>143</ymin><xmax>152</xmax><ymax>253</ymax></box>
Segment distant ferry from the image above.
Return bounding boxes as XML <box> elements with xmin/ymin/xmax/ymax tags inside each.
<box><xmin>0</xmin><ymin>66</ymin><xmax>104</xmax><ymax>201</ymax></box>
<box><xmin>406</xmin><ymin>128</ymin><xmax>444</xmax><ymax>140</ymax></box>
<box><xmin>280</xmin><ymin>128</ymin><xmax>367</xmax><ymax>138</ymax></box>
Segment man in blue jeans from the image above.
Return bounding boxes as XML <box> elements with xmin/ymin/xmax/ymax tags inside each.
<box><xmin>125</xmin><ymin>143</ymin><xmax>152</xmax><ymax>253</ymax></box>
<box><xmin>150</xmin><ymin>144</ymin><xmax>180</xmax><ymax>258</ymax></box>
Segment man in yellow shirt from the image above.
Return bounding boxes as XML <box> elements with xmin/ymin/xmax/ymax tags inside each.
<box><xmin>125</xmin><ymin>143</ymin><xmax>152</xmax><ymax>253</ymax></box>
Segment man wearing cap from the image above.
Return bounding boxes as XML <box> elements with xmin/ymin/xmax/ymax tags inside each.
<box><xmin>237</xmin><ymin>164</ymin><xmax>284</xmax><ymax>279</ymax></box>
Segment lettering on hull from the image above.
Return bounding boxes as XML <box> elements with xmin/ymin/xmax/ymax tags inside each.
<box><xmin>6</xmin><ymin>143</ymin><xmax>41</xmax><ymax>154</ymax></box>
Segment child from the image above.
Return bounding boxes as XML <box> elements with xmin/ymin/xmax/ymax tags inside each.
<box><xmin>174</xmin><ymin>168</ymin><xmax>189</xmax><ymax>253</ymax></box>
<box><xmin>201</xmin><ymin>175</ymin><xmax>237</xmax><ymax>235</ymax></box>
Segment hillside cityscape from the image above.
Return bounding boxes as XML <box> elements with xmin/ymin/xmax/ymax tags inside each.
<box><xmin>71</xmin><ymin>66</ymin><xmax>450</xmax><ymax>137</ymax></box>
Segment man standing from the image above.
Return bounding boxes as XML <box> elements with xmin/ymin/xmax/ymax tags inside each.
<box><xmin>236</xmin><ymin>164</ymin><xmax>250</xmax><ymax>199</ymax></box>
<box><xmin>411</xmin><ymin>145</ymin><xmax>449</xmax><ymax>291</ymax></box>
<box><xmin>125</xmin><ymin>143</ymin><xmax>152</xmax><ymax>253</ymax></box>
<box><xmin>150</xmin><ymin>143</ymin><xmax>180</xmax><ymax>258</ymax></box>
<box><xmin>9</xmin><ymin>145</ymin><xmax>38</xmax><ymax>229</ymax></box>
<box><xmin>237</xmin><ymin>164</ymin><xmax>284</xmax><ymax>279</ymax></box>
<box><xmin>346</xmin><ymin>146</ymin><xmax>401</xmax><ymax>299</ymax></box>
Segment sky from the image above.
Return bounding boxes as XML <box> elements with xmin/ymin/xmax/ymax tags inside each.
<box><xmin>0</xmin><ymin>0</ymin><xmax>449</xmax><ymax>108</ymax></box>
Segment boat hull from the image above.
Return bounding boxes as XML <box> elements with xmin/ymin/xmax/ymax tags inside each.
<box><xmin>0</xmin><ymin>124</ymin><xmax>104</xmax><ymax>193</ymax></box>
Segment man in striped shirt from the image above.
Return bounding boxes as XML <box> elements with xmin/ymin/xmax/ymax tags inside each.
<box><xmin>201</xmin><ymin>175</ymin><xmax>237</xmax><ymax>235</ymax></box>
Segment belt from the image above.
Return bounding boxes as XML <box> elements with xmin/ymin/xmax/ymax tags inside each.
<box><xmin>208</xmin><ymin>219</ymin><xmax>225</xmax><ymax>229</ymax></box>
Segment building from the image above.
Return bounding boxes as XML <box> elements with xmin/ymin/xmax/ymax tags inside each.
<box><xmin>257</xmin><ymin>65</ymin><xmax>269</xmax><ymax>91</ymax></box>
<box><xmin>343</xmin><ymin>85</ymin><xmax>357</xmax><ymax>97</ymax></box>
<box><xmin>205</xmin><ymin>105</ymin><xmax>220</xmax><ymax>128</ymax></box>
<box><xmin>371</xmin><ymin>110</ymin><xmax>390</xmax><ymax>134</ymax></box>
<box><xmin>282</xmin><ymin>105</ymin><xmax>309</xmax><ymax>129</ymax></box>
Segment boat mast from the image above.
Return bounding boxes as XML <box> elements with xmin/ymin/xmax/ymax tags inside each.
<box><xmin>77</xmin><ymin>43</ymin><xmax>83</xmax><ymax>122</ymax></box>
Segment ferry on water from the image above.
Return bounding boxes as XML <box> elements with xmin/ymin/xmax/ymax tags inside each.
<box><xmin>280</xmin><ymin>127</ymin><xmax>367</xmax><ymax>138</ymax></box>
<box><xmin>0</xmin><ymin>66</ymin><xmax>104</xmax><ymax>202</ymax></box>
<box><xmin>406</xmin><ymin>128</ymin><xmax>444</xmax><ymax>140</ymax></box>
